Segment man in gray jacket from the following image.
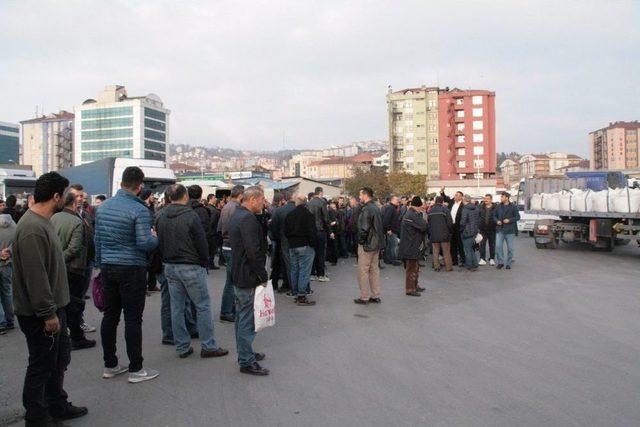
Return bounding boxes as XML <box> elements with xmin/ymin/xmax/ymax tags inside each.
<box><xmin>217</xmin><ymin>185</ymin><xmax>244</xmax><ymax>322</ymax></box>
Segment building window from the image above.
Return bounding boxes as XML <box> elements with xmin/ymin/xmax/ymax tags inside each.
<box><xmin>81</xmin><ymin>128</ymin><xmax>133</xmax><ymax>140</ymax></box>
<box><xmin>144</xmin><ymin>140</ymin><xmax>166</xmax><ymax>152</ymax></box>
<box><xmin>458</xmin><ymin>161</ymin><xmax>466</xmax><ymax>168</ymax></box>
<box><xmin>473</xmin><ymin>146</ymin><xmax>484</xmax><ymax>155</ymax></box>
<box><xmin>473</xmin><ymin>159</ymin><xmax>485</xmax><ymax>168</ymax></box>
<box><xmin>81</xmin><ymin>149</ymin><xmax>132</xmax><ymax>162</ymax></box>
<box><xmin>430</xmin><ymin>162</ymin><xmax>439</xmax><ymax>169</ymax></box>
<box><xmin>472</xmin><ymin>108</ymin><xmax>483</xmax><ymax>117</ymax></box>
<box><xmin>472</xmin><ymin>96</ymin><xmax>483</xmax><ymax>105</ymax></box>
<box><xmin>144</xmin><ymin>118</ymin><xmax>166</xmax><ymax>131</ymax></box>
<box><xmin>144</xmin><ymin>108</ymin><xmax>166</xmax><ymax>122</ymax></box>
<box><xmin>457</xmin><ymin>135</ymin><xmax>465</xmax><ymax>143</ymax></box>
<box><xmin>82</xmin><ymin>139</ymin><xmax>133</xmax><ymax>151</ymax></box>
<box><xmin>144</xmin><ymin>150</ymin><xmax>166</xmax><ymax>161</ymax></box>
<box><xmin>455</xmin><ymin>98</ymin><xmax>464</xmax><ymax>105</ymax></box>
<box><xmin>81</xmin><ymin>106</ymin><xmax>133</xmax><ymax>119</ymax></box>
<box><xmin>456</xmin><ymin>110</ymin><xmax>464</xmax><ymax>118</ymax></box>
<box><xmin>430</xmin><ymin>149</ymin><xmax>438</xmax><ymax>156</ymax></box>
<box><xmin>456</xmin><ymin>123</ymin><xmax>465</xmax><ymax>131</ymax></box>
<box><xmin>473</xmin><ymin>133</ymin><xmax>484</xmax><ymax>143</ymax></box>
<box><xmin>144</xmin><ymin>129</ymin><xmax>166</xmax><ymax>142</ymax></box>
<box><xmin>427</xmin><ymin>100</ymin><xmax>436</xmax><ymax>108</ymax></box>
<box><xmin>458</xmin><ymin>148</ymin><xmax>466</xmax><ymax>156</ymax></box>
<box><xmin>428</xmin><ymin>124</ymin><xmax>437</xmax><ymax>131</ymax></box>
<box><xmin>472</xmin><ymin>121</ymin><xmax>483</xmax><ymax>130</ymax></box>
<box><xmin>81</xmin><ymin>117</ymin><xmax>133</xmax><ymax>129</ymax></box>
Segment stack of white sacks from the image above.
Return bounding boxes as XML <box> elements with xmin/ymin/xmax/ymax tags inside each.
<box><xmin>530</xmin><ymin>188</ymin><xmax>640</xmax><ymax>213</ymax></box>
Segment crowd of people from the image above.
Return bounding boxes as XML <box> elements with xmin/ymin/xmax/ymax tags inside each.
<box><xmin>2</xmin><ymin>167</ymin><xmax>521</xmax><ymax>426</ymax></box>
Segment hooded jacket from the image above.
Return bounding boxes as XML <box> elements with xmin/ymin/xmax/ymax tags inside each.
<box><xmin>427</xmin><ymin>204</ymin><xmax>453</xmax><ymax>243</ymax></box>
<box><xmin>460</xmin><ymin>203</ymin><xmax>481</xmax><ymax>239</ymax></box>
<box><xmin>0</xmin><ymin>214</ymin><xmax>16</xmax><ymax>267</ymax></box>
<box><xmin>398</xmin><ymin>208</ymin><xmax>427</xmax><ymax>260</ymax></box>
<box><xmin>155</xmin><ymin>203</ymin><xmax>209</xmax><ymax>267</ymax></box>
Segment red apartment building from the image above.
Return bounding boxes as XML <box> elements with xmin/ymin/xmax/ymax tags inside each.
<box><xmin>437</xmin><ymin>89</ymin><xmax>496</xmax><ymax>180</ymax></box>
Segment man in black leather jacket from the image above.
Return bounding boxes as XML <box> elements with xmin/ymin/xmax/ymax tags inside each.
<box><xmin>354</xmin><ymin>187</ymin><xmax>385</xmax><ymax>305</ymax></box>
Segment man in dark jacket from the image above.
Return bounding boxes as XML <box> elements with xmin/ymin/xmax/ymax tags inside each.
<box><xmin>428</xmin><ymin>196</ymin><xmax>453</xmax><ymax>272</ymax></box>
<box><xmin>229</xmin><ymin>186</ymin><xmax>269</xmax><ymax>376</ymax></box>
<box><xmin>354</xmin><ymin>187</ymin><xmax>385</xmax><ymax>305</ymax></box>
<box><xmin>478</xmin><ymin>194</ymin><xmax>497</xmax><ymax>266</ymax></box>
<box><xmin>398</xmin><ymin>196</ymin><xmax>427</xmax><ymax>296</ymax></box>
<box><xmin>188</xmin><ymin>185</ymin><xmax>211</xmax><ymax>237</ymax></box>
<box><xmin>217</xmin><ymin>185</ymin><xmax>244</xmax><ymax>322</ymax></box>
<box><xmin>459</xmin><ymin>195</ymin><xmax>480</xmax><ymax>270</ymax></box>
<box><xmin>307</xmin><ymin>187</ymin><xmax>333</xmax><ymax>282</ymax></box>
<box><xmin>269</xmin><ymin>191</ymin><xmax>295</xmax><ymax>293</ymax></box>
<box><xmin>346</xmin><ymin>196</ymin><xmax>360</xmax><ymax>256</ymax></box>
<box><xmin>381</xmin><ymin>195</ymin><xmax>402</xmax><ymax>266</ymax></box>
<box><xmin>156</xmin><ymin>184</ymin><xmax>228</xmax><ymax>359</ymax></box>
<box><xmin>493</xmin><ymin>191</ymin><xmax>520</xmax><ymax>270</ymax></box>
<box><xmin>206</xmin><ymin>194</ymin><xmax>221</xmax><ymax>269</ymax></box>
<box><xmin>284</xmin><ymin>194</ymin><xmax>317</xmax><ymax>305</ymax></box>
<box><xmin>440</xmin><ymin>188</ymin><xmax>465</xmax><ymax>266</ymax></box>
<box><xmin>95</xmin><ymin>167</ymin><xmax>159</xmax><ymax>383</ymax></box>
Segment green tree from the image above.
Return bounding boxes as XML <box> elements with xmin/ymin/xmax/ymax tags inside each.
<box><xmin>344</xmin><ymin>168</ymin><xmax>391</xmax><ymax>198</ymax></box>
<box><xmin>388</xmin><ymin>171</ymin><xmax>427</xmax><ymax>196</ymax></box>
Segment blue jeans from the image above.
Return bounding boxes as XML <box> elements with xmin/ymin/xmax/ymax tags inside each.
<box><xmin>384</xmin><ymin>233</ymin><xmax>399</xmax><ymax>263</ymax></box>
<box><xmin>289</xmin><ymin>246</ymin><xmax>315</xmax><ymax>297</ymax></box>
<box><xmin>164</xmin><ymin>264</ymin><xmax>219</xmax><ymax>354</ymax></box>
<box><xmin>234</xmin><ymin>286</ymin><xmax>256</xmax><ymax>367</ymax></box>
<box><xmin>312</xmin><ymin>232</ymin><xmax>327</xmax><ymax>277</ymax></box>
<box><xmin>496</xmin><ymin>232</ymin><xmax>515</xmax><ymax>267</ymax></box>
<box><xmin>0</xmin><ymin>265</ymin><xmax>14</xmax><ymax>327</ymax></box>
<box><xmin>462</xmin><ymin>236</ymin><xmax>478</xmax><ymax>269</ymax></box>
<box><xmin>158</xmin><ymin>271</ymin><xmax>196</xmax><ymax>342</ymax></box>
<box><xmin>221</xmin><ymin>249</ymin><xmax>236</xmax><ymax>318</ymax></box>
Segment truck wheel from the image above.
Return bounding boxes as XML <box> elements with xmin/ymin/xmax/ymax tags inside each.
<box><xmin>528</xmin><ymin>231</ymin><xmax>534</xmax><ymax>237</ymax></box>
<box><xmin>535</xmin><ymin>242</ymin><xmax>545</xmax><ymax>249</ymax></box>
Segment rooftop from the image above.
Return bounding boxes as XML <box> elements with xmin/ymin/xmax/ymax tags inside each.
<box><xmin>20</xmin><ymin>110</ymin><xmax>75</xmax><ymax>124</ymax></box>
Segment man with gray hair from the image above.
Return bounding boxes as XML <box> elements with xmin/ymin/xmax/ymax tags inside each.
<box><xmin>217</xmin><ymin>184</ymin><xmax>244</xmax><ymax>323</ymax></box>
<box><xmin>459</xmin><ymin>194</ymin><xmax>480</xmax><ymax>271</ymax></box>
<box><xmin>229</xmin><ymin>186</ymin><xmax>270</xmax><ymax>375</ymax></box>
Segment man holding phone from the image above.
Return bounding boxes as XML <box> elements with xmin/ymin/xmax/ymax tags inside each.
<box><xmin>12</xmin><ymin>172</ymin><xmax>88</xmax><ymax>426</ymax></box>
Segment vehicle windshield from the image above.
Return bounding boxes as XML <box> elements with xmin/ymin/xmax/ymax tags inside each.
<box><xmin>143</xmin><ymin>179</ymin><xmax>175</xmax><ymax>199</ymax></box>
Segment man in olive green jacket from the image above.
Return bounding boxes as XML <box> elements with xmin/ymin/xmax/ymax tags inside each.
<box><xmin>51</xmin><ymin>189</ymin><xmax>95</xmax><ymax>350</ymax></box>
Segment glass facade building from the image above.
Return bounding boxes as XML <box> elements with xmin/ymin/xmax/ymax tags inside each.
<box><xmin>0</xmin><ymin>122</ymin><xmax>19</xmax><ymax>164</ymax></box>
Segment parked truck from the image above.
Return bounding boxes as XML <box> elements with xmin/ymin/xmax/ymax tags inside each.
<box><xmin>58</xmin><ymin>157</ymin><xmax>176</xmax><ymax>199</ymax></box>
<box><xmin>0</xmin><ymin>166</ymin><xmax>37</xmax><ymax>200</ymax></box>
<box><xmin>517</xmin><ymin>171</ymin><xmax>640</xmax><ymax>251</ymax></box>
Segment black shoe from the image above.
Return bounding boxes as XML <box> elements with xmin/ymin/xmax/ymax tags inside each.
<box><xmin>406</xmin><ymin>291</ymin><xmax>421</xmax><ymax>297</ymax></box>
<box><xmin>368</xmin><ymin>298</ymin><xmax>381</xmax><ymax>304</ymax></box>
<box><xmin>496</xmin><ymin>264</ymin><xmax>504</xmax><ymax>270</ymax></box>
<box><xmin>285</xmin><ymin>291</ymin><xmax>295</xmax><ymax>297</ymax></box>
<box><xmin>210</xmin><ymin>265</ymin><xmax>220</xmax><ymax>270</ymax></box>
<box><xmin>201</xmin><ymin>347</ymin><xmax>229</xmax><ymax>358</ymax></box>
<box><xmin>240</xmin><ymin>362</ymin><xmax>270</xmax><ymax>376</ymax></box>
<box><xmin>4</xmin><ymin>322</ymin><xmax>12</xmax><ymax>329</ymax></box>
<box><xmin>0</xmin><ymin>328</ymin><xmax>6</xmax><ymax>335</ymax></box>
<box><xmin>391</xmin><ymin>261</ymin><xmax>402</xmax><ymax>266</ymax></box>
<box><xmin>50</xmin><ymin>403</ymin><xmax>88</xmax><ymax>421</ymax></box>
<box><xmin>190</xmin><ymin>332</ymin><xmax>199</xmax><ymax>339</ymax></box>
<box><xmin>161</xmin><ymin>339</ymin><xmax>174</xmax><ymax>346</ymax></box>
<box><xmin>296</xmin><ymin>296</ymin><xmax>316</xmax><ymax>306</ymax></box>
<box><xmin>277</xmin><ymin>286</ymin><xmax>291</xmax><ymax>294</ymax></box>
<box><xmin>179</xmin><ymin>347</ymin><xmax>194</xmax><ymax>358</ymax></box>
<box><xmin>254</xmin><ymin>352</ymin><xmax>265</xmax><ymax>361</ymax></box>
<box><xmin>220</xmin><ymin>315</ymin><xmax>235</xmax><ymax>323</ymax></box>
<box><xmin>353</xmin><ymin>298</ymin><xmax>369</xmax><ymax>305</ymax></box>
<box><xmin>416</xmin><ymin>286</ymin><xmax>426</xmax><ymax>292</ymax></box>
<box><xmin>506</xmin><ymin>265</ymin><xmax>511</xmax><ymax>270</ymax></box>
<box><xmin>71</xmin><ymin>339</ymin><xmax>96</xmax><ymax>351</ymax></box>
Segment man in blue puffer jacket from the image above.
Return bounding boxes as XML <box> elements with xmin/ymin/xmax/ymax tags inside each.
<box><xmin>95</xmin><ymin>166</ymin><xmax>159</xmax><ymax>384</ymax></box>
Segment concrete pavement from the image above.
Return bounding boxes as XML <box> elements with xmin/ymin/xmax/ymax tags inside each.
<box><xmin>1</xmin><ymin>237</ymin><xmax>639</xmax><ymax>426</ymax></box>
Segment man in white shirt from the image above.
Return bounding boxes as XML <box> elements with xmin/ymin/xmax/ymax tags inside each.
<box><xmin>440</xmin><ymin>188</ymin><xmax>465</xmax><ymax>266</ymax></box>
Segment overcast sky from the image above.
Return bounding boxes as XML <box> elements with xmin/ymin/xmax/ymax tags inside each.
<box><xmin>1</xmin><ymin>0</ymin><xmax>638</xmax><ymax>156</ymax></box>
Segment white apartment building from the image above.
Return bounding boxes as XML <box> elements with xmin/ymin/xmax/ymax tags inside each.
<box><xmin>74</xmin><ymin>85</ymin><xmax>170</xmax><ymax>165</ymax></box>
<box><xmin>20</xmin><ymin>111</ymin><xmax>74</xmax><ymax>176</ymax></box>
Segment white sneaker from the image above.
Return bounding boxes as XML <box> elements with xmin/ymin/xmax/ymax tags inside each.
<box><xmin>310</xmin><ymin>275</ymin><xmax>318</xmax><ymax>281</ymax></box>
<box><xmin>81</xmin><ymin>322</ymin><xmax>96</xmax><ymax>333</ymax></box>
<box><xmin>128</xmin><ymin>368</ymin><xmax>159</xmax><ymax>384</ymax></box>
<box><xmin>103</xmin><ymin>365</ymin><xmax>128</xmax><ymax>379</ymax></box>
<box><xmin>489</xmin><ymin>259</ymin><xmax>495</xmax><ymax>266</ymax></box>
<box><xmin>318</xmin><ymin>276</ymin><xmax>330</xmax><ymax>282</ymax></box>
<box><xmin>478</xmin><ymin>259</ymin><xmax>487</xmax><ymax>266</ymax></box>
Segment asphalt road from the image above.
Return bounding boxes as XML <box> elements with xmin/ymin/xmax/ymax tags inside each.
<box><xmin>1</xmin><ymin>237</ymin><xmax>639</xmax><ymax>427</ymax></box>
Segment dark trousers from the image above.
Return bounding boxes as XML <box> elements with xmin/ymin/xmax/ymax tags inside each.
<box><xmin>479</xmin><ymin>229</ymin><xmax>496</xmax><ymax>261</ymax></box>
<box><xmin>100</xmin><ymin>264</ymin><xmax>147</xmax><ymax>372</ymax></box>
<box><xmin>404</xmin><ymin>259</ymin><xmax>419</xmax><ymax>293</ymax></box>
<box><xmin>326</xmin><ymin>234</ymin><xmax>338</xmax><ymax>264</ymax></box>
<box><xmin>18</xmin><ymin>309</ymin><xmax>70</xmax><ymax>424</ymax></box>
<box><xmin>450</xmin><ymin>227</ymin><xmax>465</xmax><ymax>265</ymax></box>
<box><xmin>312</xmin><ymin>231</ymin><xmax>327</xmax><ymax>277</ymax></box>
<box><xmin>147</xmin><ymin>269</ymin><xmax>157</xmax><ymax>291</ymax></box>
<box><xmin>270</xmin><ymin>240</ymin><xmax>289</xmax><ymax>290</ymax></box>
<box><xmin>347</xmin><ymin>231</ymin><xmax>358</xmax><ymax>256</ymax></box>
<box><xmin>66</xmin><ymin>271</ymin><xmax>86</xmax><ymax>342</ymax></box>
<box><xmin>208</xmin><ymin>239</ymin><xmax>219</xmax><ymax>268</ymax></box>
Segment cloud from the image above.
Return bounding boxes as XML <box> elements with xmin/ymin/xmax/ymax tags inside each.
<box><xmin>0</xmin><ymin>0</ymin><xmax>638</xmax><ymax>156</ymax></box>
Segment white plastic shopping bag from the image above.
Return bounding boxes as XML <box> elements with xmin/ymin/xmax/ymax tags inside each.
<box><xmin>254</xmin><ymin>280</ymin><xmax>276</xmax><ymax>332</ymax></box>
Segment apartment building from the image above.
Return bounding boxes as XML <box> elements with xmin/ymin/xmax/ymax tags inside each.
<box><xmin>74</xmin><ymin>85</ymin><xmax>170</xmax><ymax>165</ymax></box>
<box><xmin>20</xmin><ymin>111</ymin><xmax>74</xmax><ymax>176</ymax></box>
<box><xmin>437</xmin><ymin>89</ymin><xmax>496</xmax><ymax>180</ymax></box>
<box><xmin>387</xmin><ymin>86</ymin><xmax>440</xmax><ymax>178</ymax></box>
<box><xmin>500</xmin><ymin>158</ymin><xmax>520</xmax><ymax>186</ymax></box>
<box><xmin>590</xmin><ymin>121</ymin><xmax>640</xmax><ymax>170</ymax></box>
<box><xmin>0</xmin><ymin>121</ymin><xmax>19</xmax><ymax>164</ymax></box>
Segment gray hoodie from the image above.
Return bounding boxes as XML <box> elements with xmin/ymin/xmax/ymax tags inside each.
<box><xmin>0</xmin><ymin>213</ymin><xmax>16</xmax><ymax>266</ymax></box>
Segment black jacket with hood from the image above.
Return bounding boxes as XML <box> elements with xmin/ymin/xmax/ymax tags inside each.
<box><xmin>155</xmin><ymin>203</ymin><xmax>209</xmax><ymax>267</ymax></box>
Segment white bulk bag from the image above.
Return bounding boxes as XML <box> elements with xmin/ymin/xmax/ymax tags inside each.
<box><xmin>559</xmin><ymin>191</ymin><xmax>572</xmax><ymax>211</ymax></box>
<box><xmin>588</xmin><ymin>190</ymin><xmax>609</xmax><ymax>213</ymax></box>
<box><xmin>612</xmin><ymin>188</ymin><xmax>640</xmax><ymax>213</ymax></box>
<box><xmin>571</xmin><ymin>189</ymin><xmax>590</xmax><ymax>212</ymax></box>
<box><xmin>530</xmin><ymin>194</ymin><xmax>543</xmax><ymax>210</ymax></box>
<box><xmin>542</xmin><ymin>192</ymin><xmax>560</xmax><ymax>211</ymax></box>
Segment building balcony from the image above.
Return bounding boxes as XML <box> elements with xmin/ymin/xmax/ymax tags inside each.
<box><xmin>454</xmin><ymin>116</ymin><xmax>465</xmax><ymax>123</ymax></box>
<box><xmin>453</xmin><ymin>103</ymin><xmax>465</xmax><ymax>110</ymax></box>
<box><xmin>454</xmin><ymin>129</ymin><xmax>465</xmax><ymax>136</ymax></box>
